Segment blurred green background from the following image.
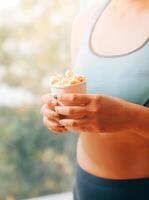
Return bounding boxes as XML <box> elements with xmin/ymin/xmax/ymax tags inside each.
<box><xmin>0</xmin><ymin>0</ymin><xmax>79</xmax><ymax>199</ymax></box>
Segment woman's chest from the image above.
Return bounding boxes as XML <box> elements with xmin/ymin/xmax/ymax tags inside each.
<box><xmin>74</xmin><ymin>51</ymin><xmax>149</xmax><ymax>105</ymax></box>
<box><xmin>91</xmin><ymin>11</ymin><xmax>149</xmax><ymax>57</ymax></box>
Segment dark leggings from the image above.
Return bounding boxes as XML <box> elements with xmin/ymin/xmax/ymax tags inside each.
<box><xmin>73</xmin><ymin>163</ymin><xmax>149</xmax><ymax>200</ymax></box>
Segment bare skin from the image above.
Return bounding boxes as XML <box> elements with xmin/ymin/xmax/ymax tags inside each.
<box><xmin>41</xmin><ymin>0</ymin><xmax>149</xmax><ymax>180</ymax></box>
<box><xmin>70</xmin><ymin>0</ymin><xmax>149</xmax><ymax>179</ymax></box>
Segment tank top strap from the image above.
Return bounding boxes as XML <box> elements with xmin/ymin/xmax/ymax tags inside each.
<box><xmin>80</xmin><ymin>0</ymin><xmax>111</xmax><ymax>48</ymax></box>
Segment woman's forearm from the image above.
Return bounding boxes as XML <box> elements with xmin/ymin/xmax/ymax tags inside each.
<box><xmin>129</xmin><ymin>102</ymin><xmax>149</xmax><ymax>140</ymax></box>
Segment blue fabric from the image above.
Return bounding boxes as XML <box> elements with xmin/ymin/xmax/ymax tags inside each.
<box><xmin>73</xmin><ymin>0</ymin><xmax>149</xmax><ymax>106</ymax></box>
<box><xmin>73</xmin><ymin>163</ymin><xmax>149</xmax><ymax>200</ymax></box>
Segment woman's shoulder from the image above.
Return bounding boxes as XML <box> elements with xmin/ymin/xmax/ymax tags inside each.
<box><xmin>70</xmin><ymin>2</ymin><xmax>100</xmax><ymax>66</ymax></box>
<box><xmin>72</xmin><ymin>3</ymin><xmax>98</xmax><ymax>32</ymax></box>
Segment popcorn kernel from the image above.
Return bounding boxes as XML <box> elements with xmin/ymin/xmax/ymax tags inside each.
<box><xmin>50</xmin><ymin>69</ymin><xmax>87</xmax><ymax>87</ymax></box>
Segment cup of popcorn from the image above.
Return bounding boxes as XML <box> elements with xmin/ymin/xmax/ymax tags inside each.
<box><xmin>49</xmin><ymin>70</ymin><xmax>87</xmax><ymax>96</ymax></box>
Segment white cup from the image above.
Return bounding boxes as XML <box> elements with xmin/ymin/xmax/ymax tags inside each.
<box><xmin>50</xmin><ymin>81</ymin><xmax>87</xmax><ymax>96</ymax></box>
<box><xmin>50</xmin><ymin>81</ymin><xmax>87</xmax><ymax>106</ymax></box>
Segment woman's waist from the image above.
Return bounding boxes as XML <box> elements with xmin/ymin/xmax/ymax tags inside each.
<box><xmin>76</xmin><ymin>132</ymin><xmax>149</xmax><ymax>179</ymax></box>
<box><xmin>75</xmin><ymin>162</ymin><xmax>149</xmax><ymax>187</ymax></box>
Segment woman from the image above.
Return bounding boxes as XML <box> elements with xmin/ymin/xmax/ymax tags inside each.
<box><xmin>41</xmin><ymin>0</ymin><xmax>149</xmax><ymax>199</ymax></box>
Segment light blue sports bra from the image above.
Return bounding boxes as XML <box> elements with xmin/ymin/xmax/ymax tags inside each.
<box><xmin>73</xmin><ymin>0</ymin><xmax>149</xmax><ymax>106</ymax></box>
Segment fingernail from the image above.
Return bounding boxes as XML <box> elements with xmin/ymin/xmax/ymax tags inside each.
<box><xmin>58</xmin><ymin>114</ymin><xmax>65</xmax><ymax>119</ymax></box>
<box><xmin>51</xmin><ymin>100</ymin><xmax>57</xmax><ymax>106</ymax></box>
<box><xmin>58</xmin><ymin>125</ymin><xmax>65</xmax><ymax>128</ymax></box>
<box><xmin>55</xmin><ymin>106</ymin><xmax>61</xmax><ymax>112</ymax></box>
<box><xmin>54</xmin><ymin>112</ymin><xmax>59</xmax><ymax>118</ymax></box>
<box><xmin>59</xmin><ymin>120</ymin><xmax>65</xmax><ymax>125</ymax></box>
<box><xmin>53</xmin><ymin>95</ymin><xmax>57</xmax><ymax>99</ymax></box>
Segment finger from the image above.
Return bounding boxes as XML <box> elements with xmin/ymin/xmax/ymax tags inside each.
<box><xmin>59</xmin><ymin>119</ymin><xmax>91</xmax><ymax>133</ymax></box>
<box><xmin>55</xmin><ymin>106</ymin><xmax>88</xmax><ymax>117</ymax></box>
<box><xmin>41</xmin><ymin>104</ymin><xmax>53</xmax><ymax>115</ymax></box>
<box><xmin>43</xmin><ymin>117</ymin><xmax>67</xmax><ymax>134</ymax></box>
<box><xmin>41</xmin><ymin>104</ymin><xmax>61</xmax><ymax>120</ymax></box>
<box><xmin>56</xmin><ymin>93</ymin><xmax>91</xmax><ymax>106</ymax></box>
<box><xmin>59</xmin><ymin>119</ymin><xmax>88</xmax><ymax>130</ymax></box>
<box><xmin>41</xmin><ymin>94</ymin><xmax>58</xmax><ymax>106</ymax></box>
<box><xmin>43</xmin><ymin>116</ymin><xmax>64</xmax><ymax>128</ymax></box>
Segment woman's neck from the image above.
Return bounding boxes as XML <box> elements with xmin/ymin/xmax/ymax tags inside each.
<box><xmin>112</xmin><ymin>0</ymin><xmax>149</xmax><ymax>11</ymax></box>
<box><xmin>113</xmin><ymin>0</ymin><xmax>148</xmax><ymax>3</ymax></box>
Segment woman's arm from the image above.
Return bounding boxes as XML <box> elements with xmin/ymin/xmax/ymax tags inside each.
<box><xmin>129</xmin><ymin>102</ymin><xmax>149</xmax><ymax>140</ymax></box>
<box><xmin>54</xmin><ymin>93</ymin><xmax>149</xmax><ymax>140</ymax></box>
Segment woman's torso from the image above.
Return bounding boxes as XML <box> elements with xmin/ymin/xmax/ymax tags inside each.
<box><xmin>73</xmin><ymin>0</ymin><xmax>149</xmax><ymax>179</ymax></box>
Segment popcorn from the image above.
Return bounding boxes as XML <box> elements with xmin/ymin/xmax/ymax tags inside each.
<box><xmin>65</xmin><ymin>70</ymin><xmax>73</xmax><ymax>78</ymax></box>
<box><xmin>50</xmin><ymin>69</ymin><xmax>87</xmax><ymax>87</ymax></box>
<box><xmin>49</xmin><ymin>76</ymin><xmax>59</xmax><ymax>85</ymax></box>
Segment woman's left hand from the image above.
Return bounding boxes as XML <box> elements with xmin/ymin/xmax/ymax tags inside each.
<box><xmin>54</xmin><ymin>93</ymin><xmax>135</xmax><ymax>134</ymax></box>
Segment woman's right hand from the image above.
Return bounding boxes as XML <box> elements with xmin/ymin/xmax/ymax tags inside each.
<box><xmin>41</xmin><ymin>94</ymin><xmax>68</xmax><ymax>134</ymax></box>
